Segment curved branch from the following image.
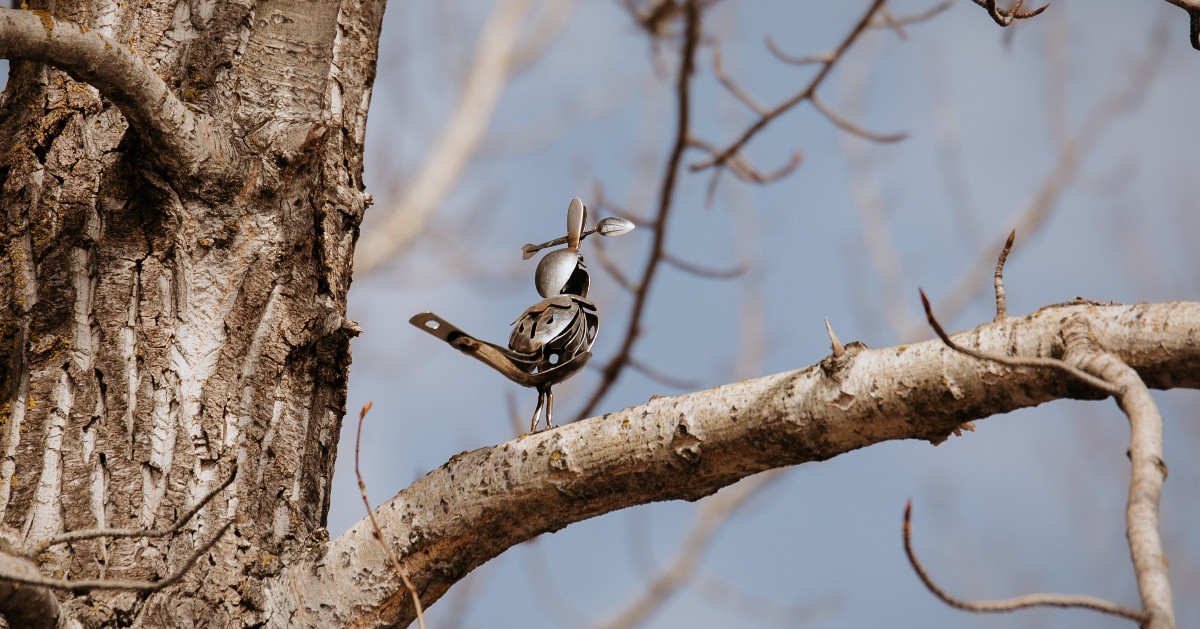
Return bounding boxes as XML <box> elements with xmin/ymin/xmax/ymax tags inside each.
<box><xmin>1161</xmin><ymin>0</ymin><xmax>1200</xmax><ymax>49</ymax></box>
<box><xmin>0</xmin><ymin>551</ymin><xmax>59</xmax><ymax>629</ymax></box>
<box><xmin>903</xmin><ymin>502</ymin><xmax>1146</xmax><ymax>621</ymax></box>
<box><xmin>1062</xmin><ymin>319</ymin><xmax>1176</xmax><ymax>628</ymax></box>
<box><xmin>0</xmin><ymin>8</ymin><xmax>240</xmax><ymax>184</ymax></box>
<box><xmin>968</xmin><ymin>0</ymin><xmax>1050</xmax><ymax>27</ymax></box>
<box><xmin>274</xmin><ymin>301</ymin><xmax>1200</xmax><ymax>626</ymax></box>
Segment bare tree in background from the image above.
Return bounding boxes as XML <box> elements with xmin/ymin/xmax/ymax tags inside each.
<box><xmin>0</xmin><ymin>1</ymin><xmax>1197</xmax><ymax>627</ymax></box>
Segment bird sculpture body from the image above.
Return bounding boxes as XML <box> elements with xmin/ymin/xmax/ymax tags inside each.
<box><xmin>410</xmin><ymin>197</ymin><xmax>634</xmax><ymax>432</ymax></box>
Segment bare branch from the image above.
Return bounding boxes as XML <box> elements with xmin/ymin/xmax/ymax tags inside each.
<box><xmin>870</xmin><ymin>1</ymin><xmax>954</xmax><ymax>39</ymax></box>
<box><xmin>0</xmin><ymin>550</ymin><xmax>59</xmax><ymax>629</ymax></box>
<box><xmin>809</xmin><ymin>94</ymin><xmax>908</xmax><ymax>143</ymax></box>
<box><xmin>1061</xmin><ymin>319</ymin><xmax>1176</xmax><ymax>628</ymax></box>
<box><xmin>690</xmin><ymin>0</ymin><xmax>886</xmax><ymax>174</ymax></box>
<box><xmin>661</xmin><ymin>250</ymin><xmax>746</xmax><ymax>279</ymax></box>
<box><xmin>903</xmin><ymin>501</ymin><xmax>1147</xmax><ymax>621</ymax></box>
<box><xmin>912</xmin><ymin>21</ymin><xmax>1167</xmax><ymax>338</ymax></box>
<box><xmin>764</xmin><ymin>33</ymin><xmax>832</xmax><ymax>65</ymax></box>
<box><xmin>0</xmin><ymin>8</ymin><xmax>240</xmax><ymax>184</ymax></box>
<box><xmin>967</xmin><ymin>0</ymin><xmax>1050</xmax><ymax>27</ymax></box>
<box><xmin>712</xmin><ymin>45</ymin><xmax>768</xmax><ymax>116</ymax></box>
<box><xmin>40</xmin><ymin>464</ymin><xmax>238</xmax><ymax>551</ymax></box>
<box><xmin>993</xmin><ymin>229</ymin><xmax>1016</xmax><ymax>321</ymax></box>
<box><xmin>1161</xmin><ymin>0</ymin><xmax>1200</xmax><ymax>49</ymax></box>
<box><xmin>354</xmin><ymin>0</ymin><xmax>537</xmax><ymax>275</ymax></box>
<box><xmin>355</xmin><ymin>402</ymin><xmax>426</xmax><ymax>629</ymax></box>
<box><xmin>0</xmin><ymin>521</ymin><xmax>232</xmax><ymax>593</ymax></box>
<box><xmin>627</xmin><ymin>357</ymin><xmax>702</xmax><ymax>390</ymax></box>
<box><xmin>919</xmin><ymin>289</ymin><xmax>1122</xmax><ymax>396</ymax></box>
<box><xmin>572</xmin><ymin>0</ymin><xmax>703</xmax><ymax>421</ymax></box>
<box><xmin>280</xmin><ymin>301</ymin><xmax>1200</xmax><ymax>627</ymax></box>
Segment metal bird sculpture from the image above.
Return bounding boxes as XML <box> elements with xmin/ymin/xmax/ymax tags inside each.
<box><xmin>410</xmin><ymin>197</ymin><xmax>635</xmax><ymax>432</ymax></box>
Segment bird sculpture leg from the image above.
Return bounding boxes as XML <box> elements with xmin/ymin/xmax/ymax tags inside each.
<box><xmin>530</xmin><ymin>388</ymin><xmax>547</xmax><ymax>433</ymax></box>
<box><xmin>545</xmin><ymin>387</ymin><xmax>555</xmax><ymax>430</ymax></box>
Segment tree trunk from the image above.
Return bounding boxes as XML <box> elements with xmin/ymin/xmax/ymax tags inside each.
<box><xmin>0</xmin><ymin>1</ymin><xmax>381</xmax><ymax>625</ymax></box>
<box><xmin>0</xmin><ymin>2</ymin><xmax>1195</xmax><ymax>628</ymax></box>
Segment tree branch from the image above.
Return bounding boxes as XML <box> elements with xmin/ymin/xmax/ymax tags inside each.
<box><xmin>0</xmin><ymin>550</ymin><xmax>59</xmax><ymax>629</ymax></box>
<box><xmin>903</xmin><ymin>501</ymin><xmax>1146</xmax><ymax>621</ymax></box>
<box><xmin>1062</xmin><ymin>319</ymin><xmax>1176</xmax><ymax>628</ymax></box>
<box><xmin>275</xmin><ymin>300</ymin><xmax>1200</xmax><ymax>627</ymax></box>
<box><xmin>1161</xmin><ymin>0</ymin><xmax>1200</xmax><ymax>49</ymax></box>
<box><xmin>689</xmin><ymin>0</ymin><xmax>886</xmax><ymax>174</ymax></box>
<box><xmin>572</xmin><ymin>0</ymin><xmax>702</xmax><ymax>420</ymax></box>
<box><xmin>0</xmin><ymin>8</ymin><xmax>241</xmax><ymax>185</ymax></box>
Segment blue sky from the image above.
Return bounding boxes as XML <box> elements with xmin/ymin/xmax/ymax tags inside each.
<box><xmin>338</xmin><ymin>1</ymin><xmax>1200</xmax><ymax>627</ymax></box>
<box><xmin>0</xmin><ymin>2</ymin><xmax>1194</xmax><ymax>626</ymax></box>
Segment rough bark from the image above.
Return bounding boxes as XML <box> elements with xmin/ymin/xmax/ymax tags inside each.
<box><xmin>0</xmin><ymin>1</ymin><xmax>1197</xmax><ymax>628</ymax></box>
<box><xmin>271</xmin><ymin>300</ymin><xmax>1199</xmax><ymax>627</ymax></box>
<box><xmin>0</xmin><ymin>1</ymin><xmax>382</xmax><ymax>626</ymax></box>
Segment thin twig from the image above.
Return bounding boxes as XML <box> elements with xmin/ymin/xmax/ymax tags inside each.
<box><xmin>0</xmin><ymin>521</ymin><xmax>233</xmax><ymax>593</ymax></box>
<box><xmin>355</xmin><ymin>402</ymin><xmax>427</xmax><ymax>629</ymax></box>
<box><xmin>628</xmin><ymin>357</ymin><xmax>701</xmax><ymax>390</ymax></box>
<box><xmin>993</xmin><ymin>229</ymin><xmax>1015</xmax><ymax>321</ymax></box>
<box><xmin>869</xmin><ymin>1</ymin><xmax>953</xmax><ymax>38</ymax></box>
<box><xmin>809</xmin><ymin>95</ymin><xmax>908</xmax><ymax>143</ymax></box>
<box><xmin>919</xmin><ymin>289</ymin><xmax>1121</xmax><ymax>396</ymax></box>
<box><xmin>690</xmin><ymin>0</ymin><xmax>887</xmax><ymax>173</ymax></box>
<box><xmin>911</xmin><ymin>21</ymin><xmax>1168</xmax><ymax>339</ymax></box>
<box><xmin>572</xmin><ymin>0</ymin><xmax>703</xmax><ymax>421</ymax></box>
<box><xmin>40</xmin><ymin>465</ymin><xmax>238</xmax><ymax>551</ymax></box>
<box><xmin>712</xmin><ymin>45</ymin><xmax>768</xmax><ymax>115</ymax></box>
<box><xmin>763</xmin><ymin>33</ymin><xmax>832</xmax><ymax>65</ymax></box>
<box><xmin>661</xmin><ymin>251</ymin><xmax>746</xmax><ymax>279</ymax></box>
<box><xmin>902</xmin><ymin>501</ymin><xmax>1147</xmax><ymax>621</ymax></box>
<box><xmin>968</xmin><ymin>0</ymin><xmax>1050</xmax><ymax>27</ymax></box>
<box><xmin>687</xmin><ymin>136</ymin><xmax>802</xmax><ymax>205</ymax></box>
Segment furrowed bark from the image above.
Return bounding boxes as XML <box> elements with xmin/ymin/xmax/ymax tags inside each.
<box><xmin>0</xmin><ymin>8</ymin><xmax>240</xmax><ymax>187</ymax></box>
<box><xmin>0</xmin><ymin>0</ymin><xmax>384</xmax><ymax>625</ymax></box>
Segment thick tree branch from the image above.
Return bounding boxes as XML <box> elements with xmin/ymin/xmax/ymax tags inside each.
<box><xmin>0</xmin><ymin>8</ymin><xmax>240</xmax><ymax>185</ymax></box>
<box><xmin>0</xmin><ymin>549</ymin><xmax>59</xmax><ymax>629</ymax></box>
<box><xmin>273</xmin><ymin>301</ymin><xmax>1200</xmax><ymax>627</ymax></box>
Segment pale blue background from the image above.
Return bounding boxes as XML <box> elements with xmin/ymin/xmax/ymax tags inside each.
<box><xmin>340</xmin><ymin>2</ymin><xmax>1200</xmax><ymax>628</ymax></box>
<box><xmin>6</xmin><ymin>1</ymin><xmax>1197</xmax><ymax>627</ymax></box>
